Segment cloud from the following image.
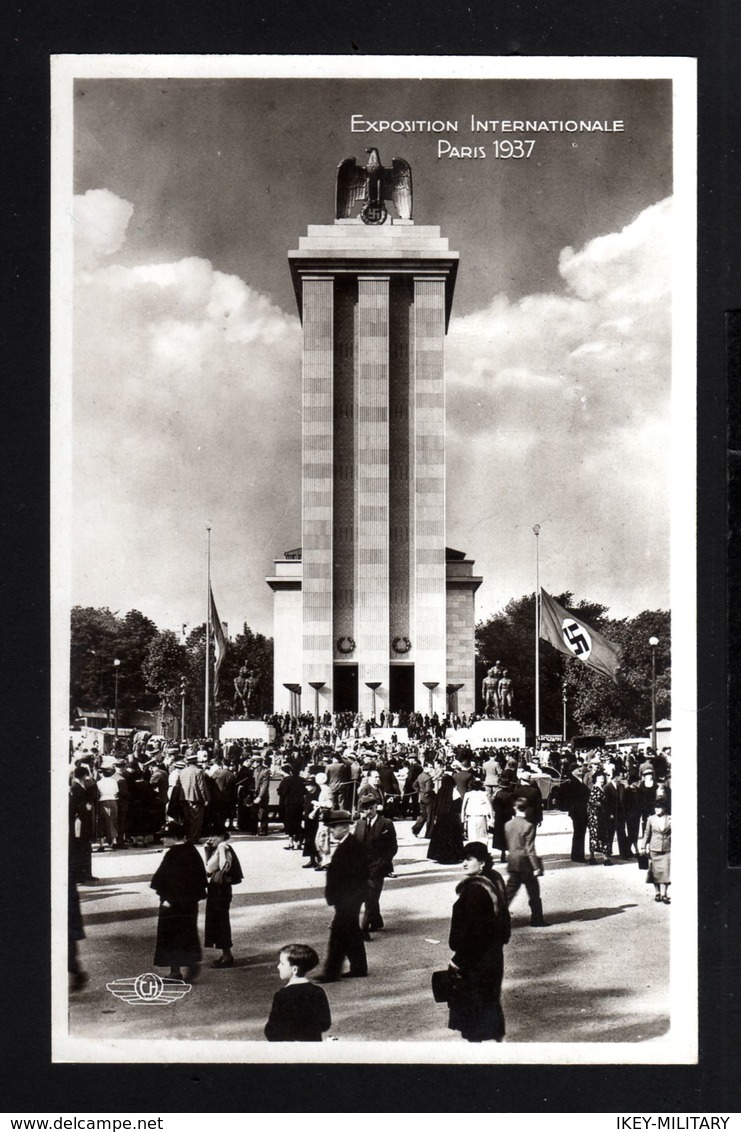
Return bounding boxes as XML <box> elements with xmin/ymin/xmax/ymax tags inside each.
<box><xmin>445</xmin><ymin>198</ymin><xmax>672</xmax><ymax>619</ymax></box>
<box><xmin>74</xmin><ymin>188</ymin><xmax>134</xmax><ymax>271</ymax></box>
<box><xmin>72</xmin><ymin>189</ymin><xmax>302</xmax><ymax>635</ymax></box>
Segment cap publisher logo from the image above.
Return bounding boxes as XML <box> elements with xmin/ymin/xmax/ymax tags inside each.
<box><xmin>106</xmin><ymin>972</ymin><xmax>192</xmax><ymax>1005</ymax></box>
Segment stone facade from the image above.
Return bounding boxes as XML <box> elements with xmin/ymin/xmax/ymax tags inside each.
<box><xmin>267</xmin><ymin>216</ymin><xmax>482</xmax><ymax>716</ymax></box>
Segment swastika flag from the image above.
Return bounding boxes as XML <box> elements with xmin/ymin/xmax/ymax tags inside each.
<box><xmin>539</xmin><ymin>588</ymin><xmax>622</xmax><ymax>683</ymax></box>
<box><xmin>209</xmin><ymin>584</ymin><xmax>228</xmax><ymax>698</ymax></box>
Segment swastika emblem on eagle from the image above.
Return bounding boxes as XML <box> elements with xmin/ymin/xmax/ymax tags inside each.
<box><xmin>562</xmin><ymin>619</ymin><xmax>592</xmax><ymax>659</ymax></box>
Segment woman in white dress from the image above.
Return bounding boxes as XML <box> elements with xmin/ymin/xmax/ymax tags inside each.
<box><xmin>461</xmin><ymin>779</ymin><xmax>494</xmax><ymax>843</ymax></box>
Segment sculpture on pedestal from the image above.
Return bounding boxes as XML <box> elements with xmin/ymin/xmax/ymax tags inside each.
<box><xmin>233</xmin><ymin>665</ymin><xmax>248</xmax><ymax>716</ymax></box>
<box><xmin>244</xmin><ymin>670</ymin><xmax>259</xmax><ymax>718</ymax></box>
<box><xmin>482</xmin><ymin>663</ymin><xmax>504</xmax><ymax>718</ymax></box>
<box><xmin>499</xmin><ymin>669</ymin><xmax>514</xmax><ymax>720</ymax></box>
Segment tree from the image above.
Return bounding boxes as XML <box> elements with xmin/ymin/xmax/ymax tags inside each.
<box><xmin>70</xmin><ymin>606</ymin><xmax>120</xmax><ymax>718</ymax></box>
<box><xmin>114</xmin><ymin>610</ymin><xmax>159</xmax><ymax>710</ymax></box>
<box><xmin>475</xmin><ymin>594</ymin><xmax>671</xmax><ymax>740</ymax></box>
<box><xmin>142</xmin><ymin>630</ymin><xmax>188</xmax><ymax>716</ymax></box>
<box><xmin>563</xmin><ymin>610</ymin><xmax>671</xmax><ymax>738</ymax></box>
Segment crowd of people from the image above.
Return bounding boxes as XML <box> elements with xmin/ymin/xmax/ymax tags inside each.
<box><xmin>68</xmin><ymin>719</ymin><xmax>672</xmax><ymax>1040</ymax></box>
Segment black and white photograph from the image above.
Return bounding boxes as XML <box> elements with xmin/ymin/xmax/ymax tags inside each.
<box><xmin>51</xmin><ymin>54</ymin><xmax>697</xmax><ymax>1064</ymax></box>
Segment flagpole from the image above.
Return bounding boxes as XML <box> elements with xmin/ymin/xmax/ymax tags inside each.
<box><xmin>533</xmin><ymin>524</ymin><xmax>541</xmax><ymax>749</ymax></box>
<box><xmin>205</xmin><ymin>522</ymin><xmax>211</xmax><ymax>738</ymax></box>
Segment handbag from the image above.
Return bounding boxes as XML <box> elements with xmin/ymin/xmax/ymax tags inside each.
<box><xmin>637</xmin><ymin>853</ymin><xmax>649</xmax><ymax>870</ymax></box>
<box><xmin>431</xmin><ymin>967</ymin><xmax>464</xmax><ymax>1004</ymax></box>
<box><xmin>431</xmin><ymin>969</ymin><xmax>452</xmax><ymax>1003</ymax></box>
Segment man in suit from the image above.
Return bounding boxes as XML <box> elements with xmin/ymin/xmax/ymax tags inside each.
<box><xmin>559</xmin><ymin>765</ymin><xmax>590</xmax><ymax>862</ymax></box>
<box><xmin>375</xmin><ymin>760</ymin><xmax>401</xmax><ymax>816</ymax></box>
<box><xmin>177</xmin><ymin>752</ymin><xmax>211</xmax><ymax>843</ymax></box>
<box><xmin>401</xmin><ymin>754</ymin><xmax>422</xmax><ymax>819</ymax></box>
<box><xmin>353</xmin><ymin>797</ymin><xmax>398</xmax><ymax>939</ymax></box>
<box><xmin>326</xmin><ymin>753</ymin><xmax>352</xmax><ymax>809</ymax></box>
<box><xmin>254</xmin><ymin>757</ymin><xmax>272</xmax><ymax>835</ymax></box>
<box><xmin>316</xmin><ymin>810</ymin><xmax>369</xmax><ymax>982</ymax></box>
<box><xmin>605</xmin><ymin>766</ymin><xmax>631</xmax><ymax>858</ymax></box>
<box><xmin>504</xmin><ymin>796</ymin><xmax>546</xmax><ymax>926</ymax></box>
<box><xmin>482</xmin><ymin>753</ymin><xmax>501</xmax><ymax>804</ymax></box>
<box><xmin>512</xmin><ymin>769</ymin><xmax>543</xmax><ymax>827</ymax></box>
<box><xmin>357</xmin><ymin>768</ymin><xmax>385</xmax><ymax>812</ymax></box>
<box><xmin>452</xmin><ymin>758</ymin><xmax>474</xmax><ymax>800</ymax></box>
<box><xmin>411</xmin><ymin>760</ymin><xmax>436</xmax><ymax>837</ymax></box>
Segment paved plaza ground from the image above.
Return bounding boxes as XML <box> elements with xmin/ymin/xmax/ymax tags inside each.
<box><xmin>67</xmin><ymin>812</ymin><xmax>669</xmax><ymax>1048</ymax></box>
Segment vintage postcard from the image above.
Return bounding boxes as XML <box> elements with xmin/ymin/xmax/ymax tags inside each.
<box><xmin>51</xmin><ymin>55</ymin><xmax>697</xmax><ymax>1063</ymax></box>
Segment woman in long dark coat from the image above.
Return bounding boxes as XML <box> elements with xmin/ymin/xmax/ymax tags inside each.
<box><xmin>491</xmin><ymin>769</ymin><xmax>516</xmax><ymax>863</ymax></box>
<box><xmin>427</xmin><ymin>773</ymin><xmax>464</xmax><ymax>864</ymax></box>
<box><xmin>301</xmin><ymin>779</ymin><xmax>321</xmax><ymax>868</ymax></box>
<box><xmin>447</xmin><ymin>841</ymin><xmax>511</xmax><ymax>1042</ymax></box>
<box><xmin>151</xmin><ymin>820</ymin><xmax>208</xmax><ymax>980</ymax></box>
<box><xmin>277</xmin><ymin>765</ymin><xmax>306</xmax><ymax>850</ymax></box>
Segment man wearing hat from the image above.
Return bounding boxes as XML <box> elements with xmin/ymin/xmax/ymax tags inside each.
<box><xmin>357</xmin><ymin>768</ymin><xmax>384</xmax><ymax>813</ymax></box>
<box><xmin>179</xmin><ymin>751</ymin><xmax>211</xmax><ymax>842</ymax></box>
<box><xmin>326</xmin><ymin>751</ymin><xmax>352</xmax><ymax>810</ymax></box>
<box><xmin>254</xmin><ymin>757</ymin><xmax>272</xmax><ymax>835</ymax></box>
<box><xmin>354</xmin><ymin>796</ymin><xmax>398</xmax><ymax>939</ymax></box>
<box><xmin>112</xmin><ymin>758</ymin><xmax>130</xmax><ymax>848</ymax></box>
<box><xmin>559</xmin><ymin>764</ymin><xmax>590</xmax><ymax>862</ymax></box>
<box><xmin>316</xmin><ymin>811</ymin><xmax>369</xmax><ymax>982</ymax></box>
<box><xmin>96</xmin><ymin>759</ymin><xmax>119</xmax><ymax>850</ymax></box>
<box><xmin>635</xmin><ymin>765</ymin><xmax>658</xmax><ymax>840</ymax></box>
<box><xmin>504</xmin><ymin>796</ymin><xmax>546</xmax><ymax>927</ymax></box>
<box><xmin>512</xmin><ymin>769</ymin><xmax>543</xmax><ymax>827</ymax></box>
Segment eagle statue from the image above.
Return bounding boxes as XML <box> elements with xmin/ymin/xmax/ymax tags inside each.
<box><xmin>335</xmin><ymin>148</ymin><xmax>413</xmax><ymax>224</ymax></box>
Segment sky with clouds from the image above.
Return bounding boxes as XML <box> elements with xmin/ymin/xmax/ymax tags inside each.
<box><xmin>68</xmin><ymin>73</ymin><xmax>675</xmax><ymax>639</ymax></box>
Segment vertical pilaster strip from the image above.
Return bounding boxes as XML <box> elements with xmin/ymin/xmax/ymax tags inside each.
<box><xmin>412</xmin><ymin>276</ymin><xmax>447</xmax><ymax>714</ymax></box>
<box><xmin>389</xmin><ymin>279</ymin><xmax>412</xmax><ymax>647</ymax></box>
<box><xmin>302</xmin><ymin>275</ymin><xmax>334</xmax><ymax>706</ymax></box>
<box><xmin>355</xmin><ymin>275</ymin><xmax>390</xmax><ymax>715</ymax></box>
<box><xmin>332</xmin><ymin>279</ymin><xmax>357</xmax><ymax>650</ymax></box>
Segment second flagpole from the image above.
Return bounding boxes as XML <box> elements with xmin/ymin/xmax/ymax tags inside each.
<box><xmin>205</xmin><ymin>522</ymin><xmax>211</xmax><ymax>738</ymax></box>
<box><xmin>533</xmin><ymin>523</ymin><xmax>540</xmax><ymax>749</ymax></box>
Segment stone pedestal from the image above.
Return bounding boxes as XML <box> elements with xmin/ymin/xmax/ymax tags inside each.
<box><xmin>219</xmin><ymin>719</ymin><xmax>276</xmax><ymax>746</ymax></box>
<box><xmin>463</xmin><ymin>719</ymin><xmax>528</xmax><ymax>748</ymax></box>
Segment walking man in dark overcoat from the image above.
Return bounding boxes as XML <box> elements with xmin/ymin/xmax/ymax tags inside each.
<box><xmin>316</xmin><ymin>810</ymin><xmax>369</xmax><ymax>982</ymax></box>
<box><xmin>411</xmin><ymin>760</ymin><xmax>436</xmax><ymax>837</ymax></box>
<box><xmin>504</xmin><ymin>796</ymin><xmax>546</xmax><ymax>927</ymax></box>
<box><xmin>354</xmin><ymin>797</ymin><xmax>398</xmax><ymax>939</ymax></box>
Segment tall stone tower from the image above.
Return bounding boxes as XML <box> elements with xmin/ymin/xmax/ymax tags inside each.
<box><xmin>267</xmin><ymin>154</ymin><xmax>481</xmax><ymax>720</ymax></box>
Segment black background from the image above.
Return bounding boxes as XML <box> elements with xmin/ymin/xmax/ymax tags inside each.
<box><xmin>2</xmin><ymin>0</ymin><xmax>738</xmax><ymax>1114</ymax></box>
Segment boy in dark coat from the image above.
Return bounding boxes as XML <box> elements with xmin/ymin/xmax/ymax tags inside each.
<box><xmin>264</xmin><ymin>944</ymin><xmax>331</xmax><ymax>1041</ymax></box>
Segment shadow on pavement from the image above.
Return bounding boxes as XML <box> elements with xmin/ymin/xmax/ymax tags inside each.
<box><xmin>508</xmin><ymin>902</ymin><xmax>639</xmax><ymax>927</ymax></box>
